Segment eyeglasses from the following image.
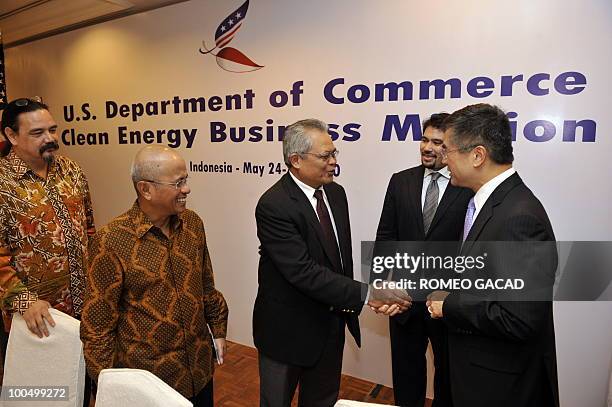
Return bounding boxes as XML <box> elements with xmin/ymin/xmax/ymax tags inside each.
<box><xmin>302</xmin><ymin>149</ymin><xmax>340</xmax><ymax>162</ymax></box>
<box><xmin>144</xmin><ymin>177</ymin><xmax>189</xmax><ymax>190</ymax></box>
<box><xmin>13</xmin><ymin>96</ymin><xmax>43</xmax><ymax>107</ymax></box>
<box><xmin>440</xmin><ymin>144</ymin><xmax>480</xmax><ymax>159</ymax></box>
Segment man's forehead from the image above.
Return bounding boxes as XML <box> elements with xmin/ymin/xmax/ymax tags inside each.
<box><xmin>424</xmin><ymin>127</ymin><xmax>444</xmax><ymax>140</ymax></box>
<box><xmin>309</xmin><ymin>130</ymin><xmax>333</xmax><ymax>147</ymax></box>
<box><xmin>161</xmin><ymin>156</ymin><xmax>187</xmax><ymax>175</ymax></box>
<box><xmin>442</xmin><ymin>128</ymin><xmax>456</xmax><ymax>146</ymax></box>
<box><xmin>18</xmin><ymin>109</ymin><xmax>56</xmax><ymax>128</ymax></box>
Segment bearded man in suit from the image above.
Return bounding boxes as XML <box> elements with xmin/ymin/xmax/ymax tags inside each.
<box><xmin>376</xmin><ymin>113</ymin><xmax>472</xmax><ymax>407</ymax></box>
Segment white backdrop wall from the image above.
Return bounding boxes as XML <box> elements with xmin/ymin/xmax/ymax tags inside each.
<box><xmin>5</xmin><ymin>1</ymin><xmax>612</xmax><ymax>405</ymax></box>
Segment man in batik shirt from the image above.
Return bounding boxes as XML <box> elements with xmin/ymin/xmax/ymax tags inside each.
<box><xmin>0</xmin><ymin>98</ymin><xmax>95</xmax><ymax>338</ymax></box>
<box><xmin>81</xmin><ymin>146</ymin><xmax>227</xmax><ymax>407</ymax></box>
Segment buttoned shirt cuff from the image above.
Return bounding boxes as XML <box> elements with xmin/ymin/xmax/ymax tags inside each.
<box><xmin>364</xmin><ymin>285</ymin><xmax>371</xmax><ymax>303</ymax></box>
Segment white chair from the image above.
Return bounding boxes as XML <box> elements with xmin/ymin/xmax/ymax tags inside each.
<box><xmin>1</xmin><ymin>309</ymin><xmax>85</xmax><ymax>406</ymax></box>
<box><xmin>96</xmin><ymin>368</ymin><xmax>193</xmax><ymax>407</ymax></box>
<box><xmin>335</xmin><ymin>400</ymin><xmax>397</xmax><ymax>407</ymax></box>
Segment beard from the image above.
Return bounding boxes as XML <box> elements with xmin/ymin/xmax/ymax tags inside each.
<box><xmin>421</xmin><ymin>154</ymin><xmax>439</xmax><ymax>169</ymax></box>
<box><xmin>39</xmin><ymin>141</ymin><xmax>59</xmax><ymax>163</ymax></box>
<box><xmin>421</xmin><ymin>159</ymin><xmax>435</xmax><ymax>169</ymax></box>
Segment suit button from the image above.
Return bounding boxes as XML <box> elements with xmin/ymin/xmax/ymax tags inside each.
<box><xmin>329</xmin><ymin>306</ymin><xmax>334</xmax><ymax>311</ymax></box>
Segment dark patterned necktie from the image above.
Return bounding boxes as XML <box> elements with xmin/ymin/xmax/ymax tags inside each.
<box><xmin>423</xmin><ymin>172</ymin><xmax>441</xmax><ymax>234</ymax></box>
<box><xmin>314</xmin><ymin>189</ymin><xmax>342</xmax><ymax>272</ymax></box>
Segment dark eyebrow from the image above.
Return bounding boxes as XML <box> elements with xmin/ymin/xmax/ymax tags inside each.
<box><xmin>29</xmin><ymin>125</ymin><xmax>58</xmax><ymax>133</ymax></box>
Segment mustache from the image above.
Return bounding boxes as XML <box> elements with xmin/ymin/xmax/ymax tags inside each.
<box><xmin>39</xmin><ymin>141</ymin><xmax>59</xmax><ymax>155</ymax></box>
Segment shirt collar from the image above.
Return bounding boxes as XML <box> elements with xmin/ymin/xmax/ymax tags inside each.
<box><xmin>424</xmin><ymin>166</ymin><xmax>451</xmax><ymax>180</ymax></box>
<box><xmin>5</xmin><ymin>149</ymin><xmax>57</xmax><ymax>180</ymax></box>
<box><xmin>289</xmin><ymin>171</ymin><xmax>322</xmax><ymax>199</ymax></box>
<box><xmin>6</xmin><ymin>150</ymin><xmax>32</xmax><ymax>179</ymax></box>
<box><xmin>473</xmin><ymin>167</ymin><xmax>516</xmax><ymax>214</ymax></box>
<box><xmin>129</xmin><ymin>201</ymin><xmax>183</xmax><ymax>239</ymax></box>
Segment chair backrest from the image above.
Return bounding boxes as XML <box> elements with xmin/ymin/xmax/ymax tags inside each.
<box><xmin>96</xmin><ymin>368</ymin><xmax>193</xmax><ymax>407</ymax></box>
<box><xmin>1</xmin><ymin>310</ymin><xmax>85</xmax><ymax>406</ymax></box>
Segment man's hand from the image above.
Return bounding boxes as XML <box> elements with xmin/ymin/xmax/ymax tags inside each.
<box><xmin>367</xmin><ymin>286</ymin><xmax>412</xmax><ymax>316</ymax></box>
<box><xmin>214</xmin><ymin>338</ymin><xmax>227</xmax><ymax>365</ymax></box>
<box><xmin>23</xmin><ymin>300</ymin><xmax>55</xmax><ymax>338</ymax></box>
<box><xmin>368</xmin><ymin>302</ymin><xmax>406</xmax><ymax>316</ymax></box>
<box><xmin>426</xmin><ymin>290</ymin><xmax>450</xmax><ymax>319</ymax></box>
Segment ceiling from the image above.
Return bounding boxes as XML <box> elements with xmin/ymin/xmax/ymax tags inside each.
<box><xmin>0</xmin><ymin>0</ymin><xmax>188</xmax><ymax>47</ymax></box>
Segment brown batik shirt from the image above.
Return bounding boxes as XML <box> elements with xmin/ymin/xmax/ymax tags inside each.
<box><xmin>80</xmin><ymin>202</ymin><xmax>228</xmax><ymax>398</ymax></box>
<box><xmin>0</xmin><ymin>150</ymin><xmax>95</xmax><ymax>320</ymax></box>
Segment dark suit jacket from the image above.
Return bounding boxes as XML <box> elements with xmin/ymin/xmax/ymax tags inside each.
<box><xmin>253</xmin><ymin>173</ymin><xmax>366</xmax><ymax>367</ymax></box>
<box><xmin>376</xmin><ymin>165</ymin><xmax>473</xmax><ymax>322</ymax></box>
<box><xmin>443</xmin><ymin>172</ymin><xmax>559</xmax><ymax>407</ymax></box>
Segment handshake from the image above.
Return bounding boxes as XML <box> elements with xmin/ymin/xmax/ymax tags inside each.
<box><xmin>366</xmin><ymin>286</ymin><xmax>412</xmax><ymax>317</ymax></box>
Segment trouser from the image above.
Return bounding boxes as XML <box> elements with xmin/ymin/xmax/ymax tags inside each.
<box><xmin>188</xmin><ymin>378</ymin><xmax>214</xmax><ymax>407</ymax></box>
<box><xmin>259</xmin><ymin>315</ymin><xmax>345</xmax><ymax>407</ymax></box>
<box><xmin>389</xmin><ymin>309</ymin><xmax>452</xmax><ymax>407</ymax></box>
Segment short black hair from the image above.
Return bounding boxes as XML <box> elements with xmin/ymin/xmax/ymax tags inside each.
<box><xmin>422</xmin><ymin>112</ymin><xmax>449</xmax><ymax>133</ymax></box>
<box><xmin>443</xmin><ymin>103</ymin><xmax>513</xmax><ymax>164</ymax></box>
<box><xmin>1</xmin><ymin>98</ymin><xmax>50</xmax><ymax>156</ymax></box>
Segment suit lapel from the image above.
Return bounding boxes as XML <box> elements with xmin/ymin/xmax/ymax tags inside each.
<box><xmin>461</xmin><ymin>173</ymin><xmax>523</xmax><ymax>254</ymax></box>
<box><xmin>325</xmin><ymin>184</ymin><xmax>349</xmax><ymax>275</ymax></box>
<box><xmin>283</xmin><ymin>174</ymin><xmax>342</xmax><ymax>272</ymax></box>
<box><xmin>461</xmin><ymin>203</ymin><xmax>492</xmax><ymax>255</ymax></box>
<box><xmin>409</xmin><ymin>166</ymin><xmax>426</xmax><ymax>236</ymax></box>
<box><xmin>427</xmin><ymin>183</ymin><xmax>461</xmax><ymax>235</ymax></box>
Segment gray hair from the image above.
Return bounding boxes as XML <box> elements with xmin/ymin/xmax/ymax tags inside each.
<box><xmin>282</xmin><ymin>119</ymin><xmax>328</xmax><ymax>167</ymax></box>
<box><xmin>130</xmin><ymin>145</ymin><xmax>175</xmax><ymax>187</ymax></box>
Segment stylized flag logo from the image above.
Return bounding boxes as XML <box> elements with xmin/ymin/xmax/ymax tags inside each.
<box><xmin>200</xmin><ymin>0</ymin><xmax>263</xmax><ymax>73</ymax></box>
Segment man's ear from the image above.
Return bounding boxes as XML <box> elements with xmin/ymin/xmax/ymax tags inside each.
<box><xmin>288</xmin><ymin>153</ymin><xmax>301</xmax><ymax>170</ymax></box>
<box><xmin>4</xmin><ymin>127</ymin><xmax>18</xmax><ymax>146</ymax></box>
<box><xmin>137</xmin><ymin>181</ymin><xmax>153</xmax><ymax>200</ymax></box>
<box><xmin>472</xmin><ymin>145</ymin><xmax>487</xmax><ymax>168</ymax></box>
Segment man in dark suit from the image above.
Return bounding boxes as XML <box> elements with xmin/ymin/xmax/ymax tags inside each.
<box><xmin>427</xmin><ymin>103</ymin><xmax>559</xmax><ymax>407</ymax></box>
<box><xmin>376</xmin><ymin>113</ymin><xmax>472</xmax><ymax>407</ymax></box>
<box><xmin>254</xmin><ymin>119</ymin><xmax>411</xmax><ymax>407</ymax></box>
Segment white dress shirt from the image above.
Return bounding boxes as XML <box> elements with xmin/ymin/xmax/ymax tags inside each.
<box><xmin>289</xmin><ymin>172</ymin><xmax>363</xmax><ymax>300</ymax></box>
<box><xmin>289</xmin><ymin>172</ymin><xmax>341</xmax><ymax>248</ymax></box>
<box><xmin>421</xmin><ymin>166</ymin><xmax>451</xmax><ymax>209</ymax></box>
<box><xmin>472</xmin><ymin>167</ymin><xmax>516</xmax><ymax>221</ymax></box>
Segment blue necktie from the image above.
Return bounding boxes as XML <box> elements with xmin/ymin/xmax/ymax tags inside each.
<box><xmin>462</xmin><ymin>198</ymin><xmax>476</xmax><ymax>241</ymax></box>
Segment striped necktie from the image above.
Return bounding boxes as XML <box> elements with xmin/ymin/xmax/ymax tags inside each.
<box><xmin>423</xmin><ymin>172</ymin><xmax>441</xmax><ymax>234</ymax></box>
